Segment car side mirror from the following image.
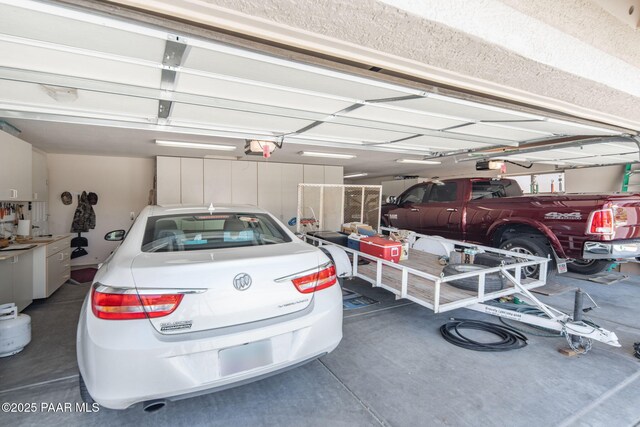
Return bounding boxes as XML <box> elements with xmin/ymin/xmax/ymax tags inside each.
<box><xmin>104</xmin><ymin>229</ymin><xmax>126</xmax><ymax>241</ymax></box>
<box><xmin>386</xmin><ymin>196</ymin><xmax>397</xmax><ymax>204</ymax></box>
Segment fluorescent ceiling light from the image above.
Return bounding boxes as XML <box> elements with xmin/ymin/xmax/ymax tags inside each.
<box><xmin>344</xmin><ymin>172</ymin><xmax>368</xmax><ymax>178</ymax></box>
<box><xmin>299</xmin><ymin>151</ymin><xmax>356</xmax><ymax>159</ymax></box>
<box><xmin>396</xmin><ymin>158</ymin><xmax>442</xmax><ymax>165</ymax></box>
<box><xmin>155</xmin><ymin>140</ymin><xmax>236</xmax><ymax>151</ymax></box>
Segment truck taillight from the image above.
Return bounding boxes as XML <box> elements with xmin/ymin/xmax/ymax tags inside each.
<box><xmin>291</xmin><ymin>264</ymin><xmax>337</xmax><ymax>294</ymax></box>
<box><xmin>91</xmin><ymin>285</ymin><xmax>183</xmax><ymax>320</ymax></box>
<box><xmin>587</xmin><ymin>209</ymin><xmax>614</xmax><ymax>235</ymax></box>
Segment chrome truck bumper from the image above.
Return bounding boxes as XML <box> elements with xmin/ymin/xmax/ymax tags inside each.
<box><xmin>583</xmin><ymin>240</ymin><xmax>640</xmax><ymax>260</ymax></box>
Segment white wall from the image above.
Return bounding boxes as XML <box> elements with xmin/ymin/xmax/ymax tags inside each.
<box><xmin>47</xmin><ymin>154</ymin><xmax>154</xmax><ymax>265</ymax></box>
<box><xmin>564</xmin><ymin>165</ymin><xmax>625</xmax><ymax>193</ymax></box>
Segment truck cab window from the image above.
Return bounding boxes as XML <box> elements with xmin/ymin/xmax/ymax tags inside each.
<box><xmin>426</xmin><ymin>182</ymin><xmax>457</xmax><ymax>202</ymax></box>
<box><xmin>471</xmin><ymin>180</ymin><xmax>521</xmax><ymax>199</ymax></box>
<box><xmin>399</xmin><ymin>185</ymin><xmax>428</xmax><ymax>205</ymax></box>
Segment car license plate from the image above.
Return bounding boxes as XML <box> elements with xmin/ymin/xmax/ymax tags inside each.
<box><xmin>219</xmin><ymin>340</ymin><xmax>273</xmax><ymax>377</ymax></box>
<box><xmin>557</xmin><ymin>261</ymin><xmax>568</xmax><ymax>274</ymax></box>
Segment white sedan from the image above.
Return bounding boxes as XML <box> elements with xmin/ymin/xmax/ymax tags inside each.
<box><xmin>76</xmin><ymin>205</ymin><xmax>343</xmax><ymax>410</ymax></box>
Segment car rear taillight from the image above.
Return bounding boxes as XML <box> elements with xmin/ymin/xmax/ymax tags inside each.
<box><xmin>587</xmin><ymin>209</ymin><xmax>614</xmax><ymax>235</ymax></box>
<box><xmin>291</xmin><ymin>264</ymin><xmax>337</xmax><ymax>294</ymax></box>
<box><xmin>91</xmin><ymin>285</ymin><xmax>183</xmax><ymax>320</ymax></box>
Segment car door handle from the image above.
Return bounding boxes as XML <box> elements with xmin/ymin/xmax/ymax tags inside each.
<box><xmin>410</xmin><ymin>208</ymin><xmax>420</xmax><ymax>212</ymax></box>
<box><xmin>446</xmin><ymin>208</ymin><xmax>458</xmax><ymax>212</ymax></box>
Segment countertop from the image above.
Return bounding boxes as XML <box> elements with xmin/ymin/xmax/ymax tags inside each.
<box><xmin>0</xmin><ymin>235</ymin><xmax>71</xmax><ymax>261</ymax></box>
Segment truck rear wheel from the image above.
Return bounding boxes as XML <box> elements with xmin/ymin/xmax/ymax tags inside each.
<box><xmin>567</xmin><ymin>259</ymin><xmax>610</xmax><ymax>275</ymax></box>
<box><xmin>499</xmin><ymin>236</ymin><xmax>553</xmax><ymax>277</ymax></box>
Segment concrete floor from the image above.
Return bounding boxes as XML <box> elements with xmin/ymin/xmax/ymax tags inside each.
<box><xmin>1</xmin><ymin>273</ymin><xmax>639</xmax><ymax>426</ymax></box>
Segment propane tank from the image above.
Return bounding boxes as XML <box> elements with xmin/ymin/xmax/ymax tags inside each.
<box><xmin>0</xmin><ymin>303</ymin><xmax>31</xmax><ymax>358</ymax></box>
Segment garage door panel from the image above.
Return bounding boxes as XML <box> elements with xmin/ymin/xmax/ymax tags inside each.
<box><xmin>183</xmin><ymin>47</ymin><xmax>409</xmax><ymax>101</ymax></box>
<box><xmin>447</xmin><ymin>122</ymin><xmax>552</xmax><ymax>141</ymax></box>
<box><xmin>501</xmin><ymin>120</ymin><xmax>619</xmax><ymax>136</ymax></box>
<box><xmin>0</xmin><ymin>4</ymin><xmax>165</xmax><ymax>62</ymax></box>
<box><xmin>170</xmin><ymin>103</ymin><xmax>314</xmax><ymax>133</ymax></box>
<box><xmin>0</xmin><ymin>80</ymin><xmax>158</xmax><ymax>117</ymax></box>
<box><xmin>0</xmin><ymin>41</ymin><xmax>161</xmax><ymax>88</ymax></box>
<box><xmin>384</xmin><ymin>134</ymin><xmax>495</xmax><ymax>151</ymax></box>
<box><xmin>339</xmin><ymin>104</ymin><xmax>468</xmax><ymax>130</ymax></box>
<box><xmin>175</xmin><ymin>73</ymin><xmax>352</xmax><ymax>114</ymax></box>
<box><xmin>301</xmin><ymin>122</ymin><xmax>415</xmax><ymax>143</ymax></box>
<box><xmin>385</xmin><ymin>96</ymin><xmax>539</xmax><ymax>122</ymax></box>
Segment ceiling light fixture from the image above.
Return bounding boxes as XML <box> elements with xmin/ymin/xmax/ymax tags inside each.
<box><xmin>299</xmin><ymin>151</ymin><xmax>356</xmax><ymax>159</ymax></box>
<box><xmin>396</xmin><ymin>158</ymin><xmax>442</xmax><ymax>165</ymax></box>
<box><xmin>344</xmin><ymin>172</ymin><xmax>368</xmax><ymax>179</ymax></box>
<box><xmin>155</xmin><ymin>140</ymin><xmax>236</xmax><ymax>151</ymax></box>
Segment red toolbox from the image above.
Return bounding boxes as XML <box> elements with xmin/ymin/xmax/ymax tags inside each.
<box><xmin>359</xmin><ymin>237</ymin><xmax>402</xmax><ymax>263</ymax></box>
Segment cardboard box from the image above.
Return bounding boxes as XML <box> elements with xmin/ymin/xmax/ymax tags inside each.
<box><xmin>341</xmin><ymin>222</ymin><xmax>374</xmax><ymax>234</ymax></box>
<box><xmin>360</xmin><ymin>237</ymin><xmax>402</xmax><ymax>263</ymax></box>
<box><xmin>399</xmin><ymin>242</ymin><xmax>409</xmax><ymax>261</ymax></box>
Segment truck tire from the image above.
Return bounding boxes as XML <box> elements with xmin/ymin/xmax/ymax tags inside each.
<box><xmin>567</xmin><ymin>259</ymin><xmax>610</xmax><ymax>275</ymax></box>
<box><xmin>442</xmin><ymin>263</ymin><xmax>504</xmax><ymax>293</ymax></box>
<box><xmin>499</xmin><ymin>236</ymin><xmax>553</xmax><ymax>277</ymax></box>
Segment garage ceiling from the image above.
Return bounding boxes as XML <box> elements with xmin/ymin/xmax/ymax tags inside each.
<box><xmin>0</xmin><ymin>0</ymin><xmax>638</xmax><ymax>177</ymax></box>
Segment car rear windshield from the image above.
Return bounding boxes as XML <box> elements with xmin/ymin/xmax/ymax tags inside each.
<box><xmin>471</xmin><ymin>180</ymin><xmax>522</xmax><ymax>199</ymax></box>
<box><xmin>141</xmin><ymin>212</ymin><xmax>292</xmax><ymax>252</ymax></box>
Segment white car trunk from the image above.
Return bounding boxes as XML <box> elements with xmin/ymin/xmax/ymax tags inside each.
<box><xmin>131</xmin><ymin>242</ymin><xmax>322</xmax><ymax>334</ymax></box>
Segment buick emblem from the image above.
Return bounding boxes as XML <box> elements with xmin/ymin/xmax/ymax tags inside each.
<box><xmin>233</xmin><ymin>273</ymin><xmax>252</xmax><ymax>291</ymax></box>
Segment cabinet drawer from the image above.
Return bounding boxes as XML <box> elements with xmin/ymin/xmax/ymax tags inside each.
<box><xmin>46</xmin><ymin>236</ymin><xmax>71</xmax><ymax>257</ymax></box>
<box><xmin>46</xmin><ymin>248</ymin><xmax>70</xmax><ymax>297</ymax></box>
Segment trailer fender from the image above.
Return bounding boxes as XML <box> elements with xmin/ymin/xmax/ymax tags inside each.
<box><xmin>487</xmin><ymin>218</ymin><xmax>566</xmax><ymax>258</ymax></box>
<box><xmin>319</xmin><ymin>246</ymin><xmax>353</xmax><ymax>278</ymax></box>
<box><xmin>412</xmin><ymin>236</ymin><xmax>455</xmax><ymax>257</ymax></box>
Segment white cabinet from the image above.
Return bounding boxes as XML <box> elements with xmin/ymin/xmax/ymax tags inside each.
<box><xmin>281</xmin><ymin>163</ymin><xmax>304</xmax><ymax>228</ymax></box>
<box><xmin>257</xmin><ymin>162</ymin><xmax>283</xmax><ymax>220</ymax></box>
<box><xmin>180</xmin><ymin>158</ymin><xmax>204</xmax><ymax>204</ymax></box>
<box><xmin>203</xmin><ymin>159</ymin><xmax>232</xmax><ymax>204</ymax></box>
<box><xmin>0</xmin><ymin>131</ymin><xmax>32</xmax><ymax>201</ymax></box>
<box><xmin>324</xmin><ymin>166</ymin><xmax>343</xmax><ymax>184</ymax></box>
<box><xmin>231</xmin><ymin>161</ymin><xmax>257</xmax><ymax>205</ymax></box>
<box><xmin>0</xmin><ymin>252</ymin><xmax>34</xmax><ymax>312</ymax></box>
<box><xmin>33</xmin><ymin>236</ymin><xmax>71</xmax><ymax>299</ymax></box>
<box><xmin>157</xmin><ymin>158</ymin><xmax>343</xmax><ymax>212</ymax></box>
<box><xmin>32</xmin><ymin>149</ymin><xmax>48</xmax><ymax>201</ymax></box>
<box><xmin>156</xmin><ymin>156</ymin><xmax>181</xmax><ymax>205</ymax></box>
<box><xmin>303</xmin><ymin>164</ymin><xmax>324</xmax><ymax>184</ymax></box>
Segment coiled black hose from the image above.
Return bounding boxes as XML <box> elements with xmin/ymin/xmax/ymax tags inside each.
<box><xmin>440</xmin><ymin>319</ymin><xmax>528</xmax><ymax>352</ymax></box>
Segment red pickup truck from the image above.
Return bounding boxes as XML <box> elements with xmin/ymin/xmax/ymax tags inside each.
<box><xmin>381</xmin><ymin>178</ymin><xmax>640</xmax><ymax>275</ymax></box>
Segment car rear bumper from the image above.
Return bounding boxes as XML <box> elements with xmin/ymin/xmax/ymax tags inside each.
<box><xmin>583</xmin><ymin>239</ymin><xmax>640</xmax><ymax>260</ymax></box>
<box><xmin>77</xmin><ymin>285</ymin><xmax>343</xmax><ymax>410</ymax></box>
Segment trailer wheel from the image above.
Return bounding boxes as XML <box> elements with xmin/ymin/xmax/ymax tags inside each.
<box><xmin>499</xmin><ymin>236</ymin><xmax>553</xmax><ymax>278</ymax></box>
<box><xmin>567</xmin><ymin>259</ymin><xmax>610</xmax><ymax>275</ymax></box>
<box><xmin>442</xmin><ymin>264</ymin><xmax>504</xmax><ymax>293</ymax></box>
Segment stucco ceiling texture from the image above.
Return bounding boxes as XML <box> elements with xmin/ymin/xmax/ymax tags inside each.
<box><xmin>199</xmin><ymin>0</ymin><xmax>640</xmax><ymax>129</ymax></box>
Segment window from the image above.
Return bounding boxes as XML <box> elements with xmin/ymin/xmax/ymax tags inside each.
<box><xmin>471</xmin><ymin>180</ymin><xmax>522</xmax><ymax>199</ymax></box>
<box><xmin>426</xmin><ymin>182</ymin><xmax>458</xmax><ymax>202</ymax></box>
<box><xmin>399</xmin><ymin>185</ymin><xmax>428</xmax><ymax>204</ymax></box>
<box><xmin>141</xmin><ymin>212</ymin><xmax>291</xmax><ymax>252</ymax></box>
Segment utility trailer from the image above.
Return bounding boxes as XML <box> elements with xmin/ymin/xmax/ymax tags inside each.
<box><xmin>297</xmin><ymin>184</ymin><xmax>621</xmax><ymax>350</ymax></box>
